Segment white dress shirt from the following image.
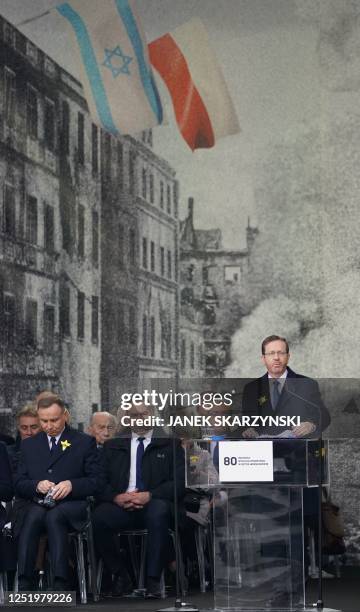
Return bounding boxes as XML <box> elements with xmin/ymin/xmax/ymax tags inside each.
<box><xmin>268</xmin><ymin>368</ymin><xmax>288</xmax><ymax>393</ymax></box>
<box><xmin>47</xmin><ymin>428</ymin><xmax>65</xmax><ymax>450</ymax></box>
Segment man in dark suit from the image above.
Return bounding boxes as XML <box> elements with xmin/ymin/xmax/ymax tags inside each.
<box><xmin>15</xmin><ymin>394</ymin><xmax>104</xmax><ymax>591</ymax></box>
<box><xmin>240</xmin><ymin>335</ymin><xmax>330</xmax><ymax>607</ymax></box>
<box><xmin>7</xmin><ymin>403</ymin><xmax>41</xmax><ymax>474</ymax></box>
<box><xmin>5</xmin><ymin>404</ymin><xmax>41</xmax><ymax>577</ymax></box>
<box><xmin>0</xmin><ymin>441</ymin><xmax>13</xmax><ymax>506</ymax></box>
<box><xmin>92</xmin><ymin>402</ymin><xmax>185</xmax><ymax>598</ymax></box>
<box><xmin>0</xmin><ymin>441</ymin><xmax>14</xmax><ymax>571</ymax></box>
<box><xmin>241</xmin><ymin>335</ymin><xmax>330</xmax><ymax>438</ymax></box>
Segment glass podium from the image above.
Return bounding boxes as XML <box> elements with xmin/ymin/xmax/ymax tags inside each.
<box><xmin>185</xmin><ymin>439</ymin><xmax>330</xmax><ymax>611</ymax></box>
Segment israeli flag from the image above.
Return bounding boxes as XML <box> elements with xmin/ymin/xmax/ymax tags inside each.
<box><xmin>56</xmin><ymin>0</ymin><xmax>163</xmax><ymax>136</ymax></box>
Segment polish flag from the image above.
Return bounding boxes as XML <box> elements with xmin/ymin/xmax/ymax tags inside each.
<box><xmin>149</xmin><ymin>18</ymin><xmax>240</xmax><ymax>151</ymax></box>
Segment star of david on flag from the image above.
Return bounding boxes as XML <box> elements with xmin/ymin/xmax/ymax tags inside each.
<box><xmin>55</xmin><ymin>0</ymin><xmax>163</xmax><ymax>136</ymax></box>
<box><xmin>103</xmin><ymin>46</ymin><xmax>133</xmax><ymax>77</ymax></box>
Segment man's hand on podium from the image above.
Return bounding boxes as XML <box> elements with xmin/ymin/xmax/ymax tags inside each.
<box><xmin>291</xmin><ymin>421</ymin><xmax>316</xmax><ymax>437</ymax></box>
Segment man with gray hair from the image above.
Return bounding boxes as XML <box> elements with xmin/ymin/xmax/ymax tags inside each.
<box><xmin>87</xmin><ymin>412</ymin><xmax>117</xmax><ymax>448</ymax></box>
<box><xmin>6</xmin><ymin>404</ymin><xmax>40</xmax><ymax>474</ymax></box>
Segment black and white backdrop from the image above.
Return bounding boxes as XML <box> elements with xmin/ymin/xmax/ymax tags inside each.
<box><xmin>1</xmin><ymin>0</ymin><xmax>360</xmax><ymax>564</ymax></box>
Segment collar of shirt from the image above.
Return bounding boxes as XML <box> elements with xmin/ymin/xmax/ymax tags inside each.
<box><xmin>47</xmin><ymin>429</ymin><xmax>65</xmax><ymax>448</ymax></box>
<box><xmin>131</xmin><ymin>430</ymin><xmax>153</xmax><ymax>443</ymax></box>
<box><xmin>268</xmin><ymin>369</ymin><xmax>288</xmax><ymax>389</ymax></box>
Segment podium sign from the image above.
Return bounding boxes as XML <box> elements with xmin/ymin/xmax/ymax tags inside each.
<box><xmin>219</xmin><ymin>440</ymin><xmax>274</xmax><ymax>482</ymax></box>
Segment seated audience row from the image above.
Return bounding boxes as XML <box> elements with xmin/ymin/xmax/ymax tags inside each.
<box><xmin>1</xmin><ymin>395</ymin><xmax>186</xmax><ymax>599</ymax></box>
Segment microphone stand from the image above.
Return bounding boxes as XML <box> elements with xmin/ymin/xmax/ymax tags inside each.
<box><xmin>314</xmin><ymin>435</ymin><xmax>341</xmax><ymax>612</ymax></box>
<box><xmin>157</xmin><ymin>434</ymin><xmax>199</xmax><ymax>612</ymax></box>
<box><xmin>316</xmin><ymin>434</ymin><xmax>324</xmax><ymax>610</ymax></box>
<box><xmin>286</xmin><ymin>385</ymin><xmax>341</xmax><ymax>612</ymax></box>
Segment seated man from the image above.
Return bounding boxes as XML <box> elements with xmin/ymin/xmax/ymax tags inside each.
<box><xmin>92</xmin><ymin>402</ymin><xmax>185</xmax><ymax>598</ymax></box>
<box><xmin>15</xmin><ymin>394</ymin><xmax>104</xmax><ymax>591</ymax></box>
<box><xmin>87</xmin><ymin>411</ymin><xmax>116</xmax><ymax>450</ymax></box>
<box><xmin>0</xmin><ymin>441</ymin><xmax>14</xmax><ymax>572</ymax></box>
<box><xmin>8</xmin><ymin>403</ymin><xmax>41</xmax><ymax>474</ymax></box>
<box><xmin>4</xmin><ymin>403</ymin><xmax>41</xmax><ymax>576</ymax></box>
<box><xmin>0</xmin><ymin>440</ymin><xmax>13</xmax><ymax>506</ymax></box>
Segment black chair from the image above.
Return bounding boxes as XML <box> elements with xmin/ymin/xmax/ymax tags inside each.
<box><xmin>96</xmin><ymin>528</ymin><xmax>187</xmax><ymax>598</ymax></box>
<box><xmin>12</xmin><ymin>502</ymin><xmax>99</xmax><ymax>604</ymax></box>
<box><xmin>68</xmin><ymin>503</ymin><xmax>99</xmax><ymax>604</ymax></box>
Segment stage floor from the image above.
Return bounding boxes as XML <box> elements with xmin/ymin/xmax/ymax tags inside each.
<box><xmin>3</xmin><ymin>567</ymin><xmax>358</xmax><ymax>611</ymax></box>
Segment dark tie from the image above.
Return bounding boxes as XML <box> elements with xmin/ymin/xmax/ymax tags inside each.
<box><xmin>271</xmin><ymin>380</ymin><xmax>281</xmax><ymax>410</ymax></box>
<box><xmin>136</xmin><ymin>437</ymin><xmax>145</xmax><ymax>490</ymax></box>
<box><xmin>213</xmin><ymin>442</ymin><xmax>219</xmax><ymax>472</ymax></box>
<box><xmin>50</xmin><ymin>436</ymin><xmax>57</xmax><ymax>453</ymax></box>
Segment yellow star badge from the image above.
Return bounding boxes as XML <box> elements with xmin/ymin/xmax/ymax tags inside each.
<box><xmin>258</xmin><ymin>395</ymin><xmax>267</xmax><ymax>406</ymax></box>
<box><xmin>61</xmin><ymin>440</ymin><xmax>71</xmax><ymax>452</ymax></box>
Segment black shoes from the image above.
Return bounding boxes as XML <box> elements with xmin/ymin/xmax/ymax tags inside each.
<box><xmin>103</xmin><ymin>572</ymin><xmax>162</xmax><ymax>599</ymax></box>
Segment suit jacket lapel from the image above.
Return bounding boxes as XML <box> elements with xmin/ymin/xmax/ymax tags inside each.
<box><xmin>276</xmin><ymin>383</ymin><xmax>290</xmax><ymax>411</ymax></box>
<box><xmin>37</xmin><ymin>431</ymin><xmax>53</xmax><ymax>467</ymax></box>
<box><xmin>258</xmin><ymin>375</ymin><xmax>272</xmax><ymax>415</ymax></box>
<box><xmin>46</xmin><ymin>427</ymin><xmax>74</xmax><ymax>468</ymax></box>
<box><xmin>260</xmin><ymin>374</ymin><xmax>290</xmax><ymax>413</ymax></box>
<box><xmin>276</xmin><ymin>368</ymin><xmax>297</xmax><ymax>411</ymax></box>
<box><xmin>255</xmin><ymin>368</ymin><xmax>298</xmax><ymax>420</ymax></box>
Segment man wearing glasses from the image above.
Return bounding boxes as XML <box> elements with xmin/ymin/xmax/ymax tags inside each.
<box><xmin>240</xmin><ymin>335</ymin><xmax>331</xmax><ymax>606</ymax></box>
<box><xmin>241</xmin><ymin>334</ymin><xmax>330</xmax><ymax>438</ymax></box>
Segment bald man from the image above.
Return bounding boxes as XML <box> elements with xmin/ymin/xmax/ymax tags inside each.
<box><xmin>87</xmin><ymin>412</ymin><xmax>117</xmax><ymax>448</ymax></box>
